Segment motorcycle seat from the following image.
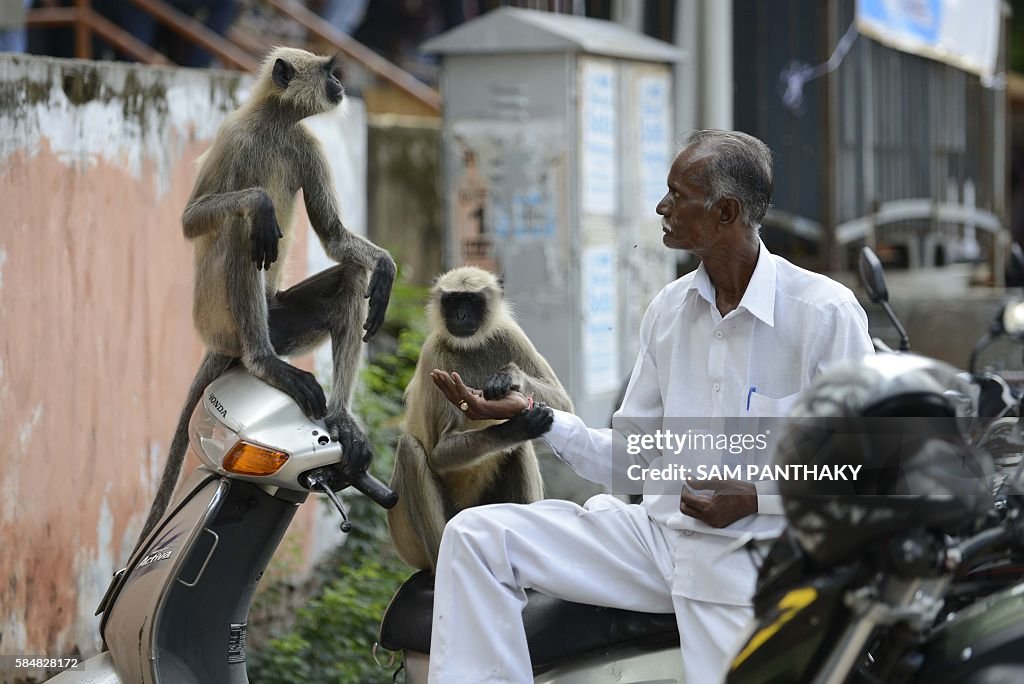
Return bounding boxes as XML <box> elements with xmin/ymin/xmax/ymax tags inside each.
<box><xmin>378</xmin><ymin>571</ymin><xmax>680</xmax><ymax>671</ymax></box>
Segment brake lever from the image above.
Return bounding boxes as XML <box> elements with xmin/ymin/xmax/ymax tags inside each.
<box><xmin>302</xmin><ymin>470</ymin><xmax>353</xmax><ymax>533</ymax></box>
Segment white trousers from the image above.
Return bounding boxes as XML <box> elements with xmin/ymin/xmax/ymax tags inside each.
<box><xmin>428</xmin><ymin>496</ymin><xmax>754</xmax><ymax>684</ymax></box>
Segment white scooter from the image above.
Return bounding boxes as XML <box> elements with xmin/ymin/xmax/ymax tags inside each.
<box><xmin>47</xmin><ymin>367</ymin><xmax>397</xmax><ymax>684</ymax></box>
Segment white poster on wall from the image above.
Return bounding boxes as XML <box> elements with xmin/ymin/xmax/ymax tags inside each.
<box><xmin>448</xmin><ymin>118</ymin><xmax>568</xmax><ymax>270</ymax></box>
<box><xmin>580</xmin><ymin>59</ymin><xmax>617</xmax><ymax>216</ymax></box>
<box><xmin>856</xmin><ymin>0</ymin><xmax>1001</xmax><ymax>77</ymax></box>
<box><xmin>637</xmin><ymin>74</ymin><xmax>672</xmax><ymax>212</ymax></box>
<box><xmin>581</xmin><ymin>245</ymin><xmax>619</xmax><ymax>394</ymax></box>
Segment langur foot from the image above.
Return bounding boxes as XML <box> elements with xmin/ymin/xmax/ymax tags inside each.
<box><xmin>258</xmin><ymin>356</ymin><xmax>327</xmax><ymax>419</ymax></box>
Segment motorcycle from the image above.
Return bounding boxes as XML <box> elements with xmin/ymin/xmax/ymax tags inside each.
<box><xmin>859</xmin><ymin>245</ymin><xmax>1021</xmax><ymax>475</ymax></box>
<box><xmin>860</xmin><ymin>245</ymin><xmax>1024</xmax><ymax>606</ymax></box>
<box><xmin>726</xmin><ymin>251</ymin><xmax>1024</xmax><ymax>684</ymax></box>
<box><xmin>47</xmin><ymin>367</ymin><xmax>397</xmax><ymax>684</ymax></box>
<box><xmin>727</xmin><ymin>498</ymin><xmax>1024</xmax><ymax>683</ymax></box>
<box><xmin>726</xmin><ymin>351</ymin><xmax>1024</xmax><ymax>684</ymax></box>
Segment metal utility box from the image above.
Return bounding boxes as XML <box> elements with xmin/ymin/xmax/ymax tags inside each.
<box><xmin>424</xmin><ymin>8</ymin><xmax>682</xmax><ymax>426</ymax></box>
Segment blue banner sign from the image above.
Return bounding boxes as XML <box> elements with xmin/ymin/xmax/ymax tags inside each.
<box><xmin>856</xmin><ymin>0</ymin><xmax>1000</xmax><ymax>77</ymax></box>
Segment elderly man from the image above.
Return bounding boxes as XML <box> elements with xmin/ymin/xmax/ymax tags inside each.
<box><xmin>428</xmin><ymin>130</ymin><xmax>874</xmax><ymax>683</ymax></box>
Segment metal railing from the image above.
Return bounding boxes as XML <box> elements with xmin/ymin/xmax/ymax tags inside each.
<box><xmin>25</xmin><ymin>0</ymin><xmax>439</xmax><ymax>113</ymax></box>
<box><xmin>26</xmin><ymin>0</ymin><xmax>169</xmax><ymax>65</ymax></box>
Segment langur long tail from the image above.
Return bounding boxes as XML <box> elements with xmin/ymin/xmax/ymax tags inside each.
<box><xmin>388</xmin><ymin>434</ymin><xmax>449</xmax><ymax>572</ymax></box>
<box><xmin>131</xmin><ymin>351</ymin><xmax>237</xmax><ymax>558</ymax></box>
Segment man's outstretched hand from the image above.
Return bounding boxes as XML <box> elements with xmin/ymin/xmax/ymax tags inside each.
<box><xmin>430</xmin><ymin>369</ymin><xmax>531</xmax><ymax>420</ymax></box>
<box><xmin>679</xmin><ymin>478</ymin><xmax>757</xmax><ymax>528</ymax></box>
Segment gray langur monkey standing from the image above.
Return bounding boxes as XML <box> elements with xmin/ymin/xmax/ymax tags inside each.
<box><xmin>137</xmin><ymin>47</ymin><xmax>396</xmax><ymax>546</ymax></box>
<box><xmin>387</xmin><ymin>267</ymin><xmax>573</xmax><ymax>571</ymax></box>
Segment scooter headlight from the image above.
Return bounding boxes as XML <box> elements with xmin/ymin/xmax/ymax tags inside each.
<box><xmin>189</xmin><ymin>399</ymin><xmax>289</xmax><ymax>476</ymax></box>
<box><xmin>189</xmin><ymin>398</ymin><xmax>239</xmax><ymax>470</ymax></box>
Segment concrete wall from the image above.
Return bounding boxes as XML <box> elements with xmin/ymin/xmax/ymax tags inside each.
<box><xmin>367</xmin><ymin>114</ymin><xmax>444</xmax><ymax>285</ymax></box>
<box><xmin>0</xmin><ymin>54</ymin><xmax>366</xmax><ymax>676</ymax></box>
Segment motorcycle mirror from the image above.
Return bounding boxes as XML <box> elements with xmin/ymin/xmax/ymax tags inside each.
<box><xmin>859</xmin><ymin>247</ymin><xmax>889</xmax><ymax>304</ymax></box>
<box><xmin>1009</xmin><ymin>243</ymin><xmax>1024</xmax><ymax>285</ymax></box>
<box><xmin>1002</xmin><ymin>299</ymin><xmax>1024</xmax><ymax>337</ymax></box>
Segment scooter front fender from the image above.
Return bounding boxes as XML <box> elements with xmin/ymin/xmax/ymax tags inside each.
<box><xmin>44</xmin><ymin>651</ymin><xmax>120</xmax><ymax>683</ymax></box>
<box><xmin>104</xmin><ymin>471</ymin><xmax>231</xmax><ymax>683</ymax></box>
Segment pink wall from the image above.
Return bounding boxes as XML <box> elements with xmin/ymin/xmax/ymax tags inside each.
<box><xmin>0</xmin><ymin>55</ymin><xmax>355</xmax><ymax>671</ymax></box>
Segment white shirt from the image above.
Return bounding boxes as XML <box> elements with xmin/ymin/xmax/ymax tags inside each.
<box><xmin>543</xmin><ymin>240</ymin><xmax>874</xmax><ymax>603</ymax></box>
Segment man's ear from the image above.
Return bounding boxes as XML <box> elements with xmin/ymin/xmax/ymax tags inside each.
<box><xmin>717</xmin><ymin>197</ymin><xmax>741</xmax><ymax>225</ymax></box>
<box><xmin>273</xmin><ymin>58</ymin><xmax>295</xmax><ymax>89</ymax></box>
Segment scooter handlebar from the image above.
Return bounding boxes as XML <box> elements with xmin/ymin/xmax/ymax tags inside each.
<box><xmin>350</xmin><ymin>470</ymin><xmax>398</xmax><ymax>509</ymax></box>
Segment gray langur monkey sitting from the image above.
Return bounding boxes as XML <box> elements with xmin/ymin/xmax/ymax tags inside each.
<box><xmin>387</xmin><ymin>267</ymin><xmax>573</xmax><ymax>571</ymax></box>
<box><xmin>137</xmin><ymin>47</ymin><xmax>395</xmax><ymax>545</ymax></box>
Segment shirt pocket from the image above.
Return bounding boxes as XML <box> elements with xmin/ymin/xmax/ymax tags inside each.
<box><xmin>748</xmin><ymin>391</ymin><xmax>801</xmax><ymax>418</ymax></box>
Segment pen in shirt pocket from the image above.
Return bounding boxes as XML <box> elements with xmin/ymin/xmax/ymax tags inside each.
<box><xmin>746</xmin><ymin>386</ymin><xmax>757</xmax><ymax>412</ymax></box>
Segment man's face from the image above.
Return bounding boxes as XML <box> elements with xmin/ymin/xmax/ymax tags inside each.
<box><xmin>656</xmin><ymin>147</ymin><xmax>718</xmax><ymax>252</ymax></box>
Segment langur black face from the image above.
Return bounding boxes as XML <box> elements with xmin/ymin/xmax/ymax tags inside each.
<box><xmin>323</xmin><ymin>55</ymin><xmax>344</xmax><ymax>105</ymax></box>
<box><xmin>441</xmin><ymin>292</ymin><xmax>487</xmax><ymax>338</ymax></box>
<box><xmin>271</xmin><ymin>52</ymin><xmax>345</xmax><ymax>117</ymax></box>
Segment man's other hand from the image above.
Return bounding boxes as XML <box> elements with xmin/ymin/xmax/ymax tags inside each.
<box><xmin>679</xmin><ymin>478</ymin><xmax>757</xmax><ymax>528</ymax></box>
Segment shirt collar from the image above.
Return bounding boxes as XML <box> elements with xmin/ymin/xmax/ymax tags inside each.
<box><xmin>686</xmin><ymin>260</ymin><xmax>716</xmax><ymax>305</ymax></box>
<box><xmin>681</xmin><ymin>239</ymin><xmax>777</xmax><ymax>327</ymax></box>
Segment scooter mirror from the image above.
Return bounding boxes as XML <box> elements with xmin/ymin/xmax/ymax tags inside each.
<box><xmin>1001</xmin><ymin>299</ymin><xmax>1024</xmax><ymax>337</ymax></box>
<box><xmin>859</xmin><ymin>247</ymin><xmax>889</xmax><ymax>304</ymax></box>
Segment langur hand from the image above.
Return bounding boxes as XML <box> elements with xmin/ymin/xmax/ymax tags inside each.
<box><xmin>483</xmin><ymin>363</ymin><xmax>523</xmax><ymax>400</ymax></box>
<box><xmin>363</xmin><ymin>255</ymin><xmax>396</xmax><ymax>341</ymax></box>
<box><xmin>251</xmin><ymin>199</ymin><xmax>283</xmax><ymax>271</ymax></box>
<box><xmin>679</xmin><ymin>478</ymin><xmax>757</xmax><ymax>528</ymax></box>
<box><xmin>430</xmin><ymin>370</ymin><xmax>530</xmax><ymax>420</ymax></box>
<box><xmin>326</xmin><ymin>412</ymin><xmax>373</xmax><ymax>477</ymax></box>
<box><xmin>501</xmin><ymin>404</ymin><xmax>554</xmax><ymax>440</ymax></box>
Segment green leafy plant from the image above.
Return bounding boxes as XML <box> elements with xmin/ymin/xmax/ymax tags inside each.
<box><xmin>248</xmin><ymin>274</ymin><xmax>427</xmax><ymax>684</ymax></box>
